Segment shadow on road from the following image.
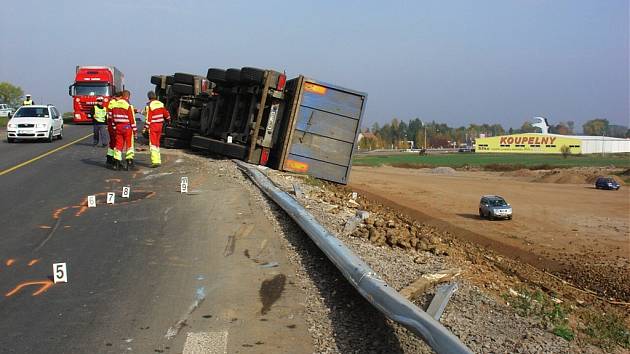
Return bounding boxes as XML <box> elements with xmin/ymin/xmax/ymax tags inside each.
<box><xmin>456</xmin><ymin>213</ymin><xmax>482</xmax><ymax>220</ymax></box>
<box><xmin>256</xmin><ymin>193</ymin><xmax>408</xmax><ymax>353</ymax></box>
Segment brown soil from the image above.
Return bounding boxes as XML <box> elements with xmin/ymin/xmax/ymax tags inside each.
<box><xmin>349</xmin><ymin>166</ymin><xmax>630</xmax><ymax>301</ymax></box>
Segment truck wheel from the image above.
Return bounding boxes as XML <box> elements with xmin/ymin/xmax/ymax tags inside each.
<box><xmin>225</xmin><ymin>68</ymin><xmax>241</xmax><ymax>84</ymax></box>
<box><xmin>150</xmin><ymin>75</ymin><xmax>164</xmax><ymax>85</ymax></box>
<box><xmin>206</xmin><ymin>68</ymin><xmax>227</xmax><ymax>84</ymax></box>
<box><xmin>164</xmin><ymin>126</ymin><xmax>192</xmax><ymax>140</ymax></box>
<box><xmin>172</xmin><ymin>83</ymin><xmax>195</xmax><ymax>96</ymax></box>
<box><xmin>174</xmin><ymin>73</ymin><xmax>196</xmax><ymax>85</ymax></box>
<box><xmin>240</xmin><ymin>67</ymin><xmax>265</xmax><ymax>85</ymax></box>
<box><xmin>163</xmin><ymin>137</ymin><xmax>189</xmax><ymax>149</ymax></box>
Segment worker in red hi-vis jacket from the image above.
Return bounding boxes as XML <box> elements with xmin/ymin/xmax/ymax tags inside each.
<box><xmin>105</xmin><ymin>91</ymin><xmax>121</xmax><ymax>168</ymax></box>
<box><xmin>110</xmin><ymin>90</ymin><xmax>137</xmax><ymax>170</ymax></box>
<box><xmin>142</xmin><ymin>91</ymin><xmax>170</xmax><ymax>168</ymax></box>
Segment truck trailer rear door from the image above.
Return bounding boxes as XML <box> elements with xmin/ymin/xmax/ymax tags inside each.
<box><xmin>279</xmin><ymin>77</ymin><xmax>366</xmax><ymax>184</ymax></box>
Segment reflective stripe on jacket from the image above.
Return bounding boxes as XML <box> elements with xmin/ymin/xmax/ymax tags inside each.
<box><xmin>93</xmin><ymin>106</ymin><xmax>107</xmax><ymax>123</ymax></box>
<box><xmin>110</xmin><ymin>98</ymin><xmax>136</xmax><ymax>127</ymax></box>
<box><xmin>145</xmin><ymin>100</ymin><xmax>170</xmax><ymax>124</ymax></box>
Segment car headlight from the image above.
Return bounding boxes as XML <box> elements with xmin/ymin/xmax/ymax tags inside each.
<box><xmin>8</xmin><ymin>123</ymin><xmax>16</xmax><ymax>128</ymax></box>
<box><xmin>36</xmin><ymin>123</ymin><xmax>47</xmax><ymax>128</ymax></box>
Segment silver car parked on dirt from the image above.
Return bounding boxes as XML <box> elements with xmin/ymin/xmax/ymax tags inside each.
<box><xmin>479</xmin><ymin>195</ymin><xmax>512</xmax><ymax>220</ymax></box>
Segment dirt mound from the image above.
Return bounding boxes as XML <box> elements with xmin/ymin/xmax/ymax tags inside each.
<box><xmin>431</xmin><ymin>166</ymin><xmax>456</xmax><ymax>175</ymax></box>
<box><xmin>534</xmin><ymin>168</ymin><xmax>625</xmax><ymax>185</ymax></box>
<box><xmin>504</xmin><ymin>169</ymin><xmax>538</xmax><ymax>178</ymax></box>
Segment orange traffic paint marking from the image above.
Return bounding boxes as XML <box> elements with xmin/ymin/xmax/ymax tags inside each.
<box><xmin>5</xmin><ymin>259</ymin><xmax>15</xmax><ymax>267</ymax></box>
<box><xmin>39</xmin><ymin>225</ymin><xmax>52</xmax><ymax>229</ymax></box>
<box><xmin>27</xmin><ymin>259</ymin><xmax>39</xmax><ymax>267</ymax></box>
<box><xmin>5</xmin><ymin>280</ymin><xmax>54</xmax><ymax>297</ymax></box>
<box><xmin>53</xmin><ymin>206</ymin><xmax>70</xmax><ymax>219</ymax></box>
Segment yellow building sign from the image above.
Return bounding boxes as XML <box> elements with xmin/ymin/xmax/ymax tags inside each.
<box><xmin>475</xmin><ymin>134</ymin><xmax>582</xmax><ymax>154</ymax></box>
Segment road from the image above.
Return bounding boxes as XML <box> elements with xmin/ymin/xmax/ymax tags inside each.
<box><xmin>0</xmin><ymin>124</ymin><xmax>312</xmax><ymax>353</ymax></box>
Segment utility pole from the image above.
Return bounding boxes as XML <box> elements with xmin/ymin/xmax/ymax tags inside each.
<box><xmin>424</xmin><ymin>127</ymin><xmax>427</xmax><ymax>149</ymax></box>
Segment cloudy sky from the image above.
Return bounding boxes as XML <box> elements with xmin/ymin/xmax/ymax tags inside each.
<box><xmin>1</xmin><ymin>0</ymin><xmax>628</xmax><ymax>130</ymax></box>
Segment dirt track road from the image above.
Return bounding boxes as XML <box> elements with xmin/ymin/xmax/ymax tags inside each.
<box><xmin>350</xmin><ymin>166</ymin><xmax>630</xmax><ymax>299</ymax></box>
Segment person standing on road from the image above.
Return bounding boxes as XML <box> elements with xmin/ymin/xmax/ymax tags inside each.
<box><xmin>92</xmin><ymin>97</ymin><xmax>109</xmax><ymax>147</ymax></box>
<box><xmin>22</xmin><ymin>94</ymin><xmax>34</xmax><ymax>106</ymax></box>
<box><xmin>110</xmin><ymin>90</ymin><xmax>137</xmax><ymax>170</ymax></box>
<box><xmin>105</xmin><ymin>92</ymin><xmax>122</xmax><ymax>168</ymax></box>
<box><xmin>142</xmin><ymin>91</ymin><xmax>170</xmax><ymax>167</ymax></box>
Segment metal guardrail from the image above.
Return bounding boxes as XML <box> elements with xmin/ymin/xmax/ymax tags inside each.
<box><xmin>235</xmin><ymin>161</ymin><xmax>472</xmax><ymax>354</ymax></box>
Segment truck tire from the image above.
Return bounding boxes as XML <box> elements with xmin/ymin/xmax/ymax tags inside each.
<box><xmin>172</xmin><ymin>83</ymin><xmax>195</xmax><ymax>96</ymax></box>
<box><xmin>150</xmin><ymin>75</ymin><xmax>163</xmax><ymax>85</ymax></box>
<box><xmin>163</xmin><ymin>137</ymin><xmax>189</xmax><ymax>149</ymax></box>
<box><xmin>225</xmin><ymin>68</ymin><xmax>241</xmax><ymax>84</ymax></box>
<box><xmin>240</xmin><ymin>67</ymin><xmax>265</xmax><ymax>85</ymax></box>
<box><xmin>174</xmin><ymin>73</ymin><xmax>196</xmax><ymax>85</ymax></box>
<box><xmin>206</xmin><ymin>68</ymin><xmax>227</xmax><ymax>84</ymax></box>
<box><xmin>164</xmin><ymin>126</ymin><xmax>193</xmax><ymax>140</ymax></box>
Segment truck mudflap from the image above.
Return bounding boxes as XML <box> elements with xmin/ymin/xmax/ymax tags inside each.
<box><xmin>279</xmin><ymin>77</ymin><xmax>367</xmax><ymax>184</ymax></box>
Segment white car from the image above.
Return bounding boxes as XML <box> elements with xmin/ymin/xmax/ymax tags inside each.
<box><xmin>0</xmin><ymin>104</ymin><xmax>14</xmax><ymax>118</ymax></box>
<box><xmin>6</xmin><ymin>105</ymin><xmax>64</xmax><ymax>143</ymax></box>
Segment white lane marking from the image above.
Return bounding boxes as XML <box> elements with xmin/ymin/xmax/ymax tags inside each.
<box><xmin>164</xmin><ymin>287</ymin><xmax>206</xmax><ymax>340</ymax></box>
<box><xmin>183</xmin><ymin>331</ymin><xmax>228</xmax><ymax>354</ymax></box>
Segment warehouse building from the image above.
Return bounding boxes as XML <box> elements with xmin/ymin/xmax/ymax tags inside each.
<box><xmin>475</xmin><ymin>117</ymin><xmax>630</xmax><ymax>154</ymax></box>
<box><xmin>475</xmin><ymin>133</ymin><xmax>630</xmax><ymax>154</ymax></box>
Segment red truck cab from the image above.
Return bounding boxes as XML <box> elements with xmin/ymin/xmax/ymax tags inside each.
<box><xmin>69</xmin><ymin>66</ymin><xmax>124</xmax><ymax>123</ymax></box>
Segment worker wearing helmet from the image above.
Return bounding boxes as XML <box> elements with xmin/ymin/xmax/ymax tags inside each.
<box><xmin>23</xmin><ymin>94</ymin><xmax>34</xmax><ymax>106</ymax></box>
<box><xmin>92</xmin><ymin>97</ymin><xmax>108</xmax><ymax>147</ymax></box>
<box><xmin>142</xmin><ymin>91</ymin><xmax>170</xmax><ymax>167</ymax></box>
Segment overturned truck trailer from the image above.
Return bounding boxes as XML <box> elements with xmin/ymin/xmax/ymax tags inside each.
<box><xmin>150</xmin><ymin>67</ymin><xmax>366</xmax><ymax>184</ymax></box>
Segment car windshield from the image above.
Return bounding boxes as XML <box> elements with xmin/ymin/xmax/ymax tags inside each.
<box><xmin>74</xmin><ymin>84</ymin><xmax>110</xmax><ymax>96</ymax></box>
<box><xmin>488</xmin><ymin>198</ymin><xmax>507</xmax><ymax>207</ymax></box>
<box><xmin>13</xmin><ymin>107</ymin><xmax>49</xmax><ymax>118</ymax></box>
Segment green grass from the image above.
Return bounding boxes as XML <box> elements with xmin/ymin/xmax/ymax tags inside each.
<box><xmin>504</xmin><ymin>288</ymin><xmax>575</xmax><ymax>342</ymax></box>
<box><xmin>0</xmin><ymin>116</ymin><xmax>7</xmax><ymax>127</ymax></box>
<box><xmin>353</xmin><ymin>152</ymin><xmax>630</xmax><ymax>170</ymax></box>
<box><xmin>585</xmin><ymin>312</ymin><xmax>630</xmax><ymax>350</ymax></box>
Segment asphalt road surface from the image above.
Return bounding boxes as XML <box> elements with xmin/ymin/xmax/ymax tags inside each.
<box><xmin>0</xmin><ymin>124</ymin><xmax>311</xmax><ymax>353</ymax></box>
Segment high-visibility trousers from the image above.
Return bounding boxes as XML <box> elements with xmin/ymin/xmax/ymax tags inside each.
<box><xmin>113</xmin><ymin>124</ymin><xmax>135</xmax><ymax>161</ymax></box>
<box><xmin>148</xmin><ymin>123</ymin><xmax>163</xmax><ymax>165</ymax></box>
<box><xmin>107</xmin><ymin>124</ymin><xmax>116</xmax><ymax>157</ymax></box>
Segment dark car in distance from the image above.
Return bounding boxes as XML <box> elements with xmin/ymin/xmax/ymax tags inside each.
<box><xmin>595</xmin><ymin>177</ymin><xmax>620</xmax><ymax>190</ymax></box>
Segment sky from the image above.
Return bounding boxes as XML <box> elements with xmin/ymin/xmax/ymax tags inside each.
<box><xmin>0</xmin><ymin>0</ymin><xmax>628</xmax><ymax>130</ymax></box>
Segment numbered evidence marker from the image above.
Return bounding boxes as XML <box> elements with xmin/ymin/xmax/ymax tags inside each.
<box><xmin>122</xmin><ymin>186</ymin><xmax>130</xmax><ymax>198</ymax></box>
<box><xmin>180</xmin><ymin>176</ymin><xmax>189</xmax><ymax>193</ymax></box>
<box><xmin>227</xmin><ymin>136</ymin><xmax>233</xmax><ymax>143</ymax></box>
<box><xmin>87</xmin><ymin>195</ymin><xmax>97</xmax><ymax>208</ymax></box>
<box><xmin>53</xmin><ymin>263</ymin><xmax>68</xmax><ymax>283</ymax></box>
<box><xmin>107</xmin><ymin>192</ymin><xmax>115</xmax><ymax>204</ymax></box>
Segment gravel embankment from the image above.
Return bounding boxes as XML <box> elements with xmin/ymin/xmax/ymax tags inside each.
<box><xmin>201</xmin><ymin>159</ymin><xmax>605</xmax><ymax>353</ymax></box>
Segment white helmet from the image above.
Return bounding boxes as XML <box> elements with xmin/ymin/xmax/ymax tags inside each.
<box><xmin>26</xmin><ymin>94</ymin><xmax>32</xmax><ymax>98</ymax></box>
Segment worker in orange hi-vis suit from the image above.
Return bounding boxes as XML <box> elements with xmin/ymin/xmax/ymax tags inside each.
<box><xmin>110</xmin><ymin>90</ymin><xmax>137</xmax><ymax>171</ymax></box>
<box><xmin>142</xmin><ymin>91</ymin><xmax>170</xmax><ymax>167</ymax></box>
<box><xmin>105</xmin><ymin>91</ymin><xmax>121</xmax><ymax>168</ymax></box>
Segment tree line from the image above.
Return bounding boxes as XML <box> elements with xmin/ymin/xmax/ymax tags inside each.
<box><xmin>359</xmin><ymin>118</ymin><xmax>630</xmax><ymax>150</ymax></box>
